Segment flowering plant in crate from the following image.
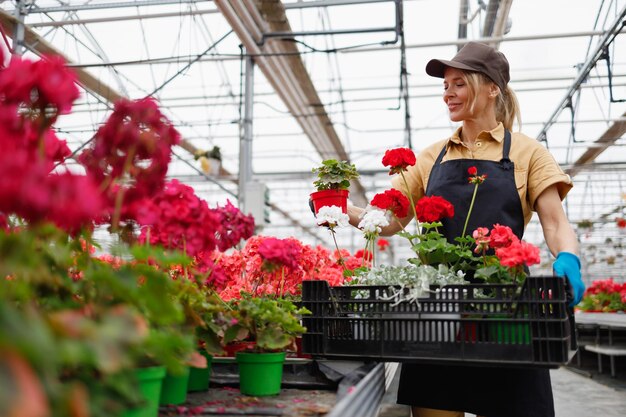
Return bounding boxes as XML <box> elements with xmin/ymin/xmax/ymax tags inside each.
<box><xmin>351</xmin><ymin>148</ymin><xmax>541</xmax><ymax>298</ymax></box>
<box><xmin>578</xmin><ymin>278</ymin><xmax>626</xmax><ymax>312</ymax></box>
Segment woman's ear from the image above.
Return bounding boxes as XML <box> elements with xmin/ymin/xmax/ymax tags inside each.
<box><xmin>489</xmin><ymin>84</ymin><xmax>500</xmax><ymax>98</ymax></box>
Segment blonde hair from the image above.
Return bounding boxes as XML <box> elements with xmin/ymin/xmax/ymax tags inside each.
<box><xmin>463</xmin><ymin>72</ymin><xmax>522</xmax><ymax>131</ymax></box>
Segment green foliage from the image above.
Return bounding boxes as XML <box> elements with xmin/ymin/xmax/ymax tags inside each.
<box><xmin>0</xmin><ymin>224</ymin><xmax>211</xmax><ymax>416</ymax></box>
<box><xmin>227</xmin><ymin>296</ymin><xmax>310</xmax><ymax>352</ymax></box>
<box><xmin>312</xmin><ymin>159</ymin><xmax>360</xmax><ymax>190</ymax></box>
<box><xmin>579</xmin><ymin>292</ymin><xmax>625</xmax><ymax>312</ymax></box>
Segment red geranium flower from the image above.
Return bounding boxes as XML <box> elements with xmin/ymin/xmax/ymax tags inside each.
<box><xmin>377</xmin><ymin>238</ymin><xmax>390</xmax><ymax>252</ymax></box>
<box><xmin>495</xmin><ymin>240</ymin><xmax>541</xmax><ymax>268</ymax></box>
<box><xmin>354</xmin><ymin>249</ymin><xmax>373</xmax><ymax>262</ymax></box>
<box><xmin>382</xmin><ymin>147</ymin><xmax>416</xmax><ymax>174</ymax></box>
<box><xmin>489</xmin><ymin>224</ymin><xmax>518</xmax><ymax>248</ymax></box>
<box><xmin>414</xmin><ymin>195</ymin><xmax>454</xmax><ymax>223</ymax></box>
<box><xmin>617</xmin><ymin>218</ymin><xmax>626</xmax><ymax>229</ymax></box>
<box><xmin>370</xmin><ymin>189</ymin><xmax>410</xmax><ymax>219</ymax></box>
<box><xmin>468</xmin><ymin>166</ymin><xmax>487</xmax><ymax>184</ymax></box>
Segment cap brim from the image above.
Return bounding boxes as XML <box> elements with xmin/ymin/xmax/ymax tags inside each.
<box><xmin>425</xmin><ymin>58</ymin><xmax>478</xmax><ymax>79</ymax></box>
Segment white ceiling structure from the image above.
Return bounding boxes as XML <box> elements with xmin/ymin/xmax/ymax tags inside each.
<box><xmin>2</xmin><ymin>0</ymin><xmax>626</xmax><ymax>283</ymax></box>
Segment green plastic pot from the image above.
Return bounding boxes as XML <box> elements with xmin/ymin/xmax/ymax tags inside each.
<box><xmin>236</xmin><ymin>351</ymin><xmax>286</xmax><ymax>396</ymax></box>
<box><xmin>159</xmin><ymin>366</ymin><xmax>190</xmax><ymax>405</ymax></box>
<box><xmin>488</xmin><ymin>315</ymin><xmax>531</xmax><ymax>345</ymax></box>
<box><xmin>188</xmin><ymin>352</ymin><xmax>213</xmax><ymax>392</ymax></box>
<box><xmin>121</xmin><ymin>366</ymin><xmax>166</xmax><ymax>417</ymax></box>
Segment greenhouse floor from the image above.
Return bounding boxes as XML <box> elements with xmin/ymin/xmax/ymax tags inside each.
<box><xmin>158</xmin><ymin>357</ymin><xmax>626</xmax><ymax>417</ymax></box>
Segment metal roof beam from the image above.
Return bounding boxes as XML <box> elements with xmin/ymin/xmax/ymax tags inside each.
<box><xmin>214</xmin><ymin>0</ymin><xmax>368</xmax><ymax>206</ymax></box>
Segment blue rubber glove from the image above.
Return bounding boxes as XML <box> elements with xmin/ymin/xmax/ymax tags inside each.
<box><xmin>553</xmin><ymin>252</ymin><xmax>585</xmax><ymax>307</ymax></box>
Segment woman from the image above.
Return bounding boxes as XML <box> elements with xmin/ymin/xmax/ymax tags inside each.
<box><xmin>347</xmin><ymin>42</ymin><xmax>584</xmax><ymax>417</ymax></box>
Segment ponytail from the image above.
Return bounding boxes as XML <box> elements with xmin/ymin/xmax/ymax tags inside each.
<box><xmin>496</xmin><ymin>86</ymin><xmax>522</xmax><ymax>131</ymax></box>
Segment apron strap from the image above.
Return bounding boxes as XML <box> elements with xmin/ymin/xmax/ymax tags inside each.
<box><xmin>434</xmin><ymin>142</ymin><xmax>448</xmax><ymax>166</ymax></box>
<box><xmin>500</xmin><ymin>129</ymin><xmax>513</xmax><ymax>170</ymax></box>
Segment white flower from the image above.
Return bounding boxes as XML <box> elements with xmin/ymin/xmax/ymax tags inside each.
<box><xmin>358</xmin><ymin>207</ymin><xmax>389</xmax><ymax>234</ymax></box>
<box><xmin>316</xmin><ymin>205</ymin><xmax>349</xmax><ymax>228</ymax></box>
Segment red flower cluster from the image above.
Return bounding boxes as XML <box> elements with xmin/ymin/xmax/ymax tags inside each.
<box><xmin>377</xmin><ymin>238</ymin><xmax>390</xmax><ymax>251</ymax></box>
<box><xmin>382</xmin><ymin>147</ymin><xmax>416</xmax><ymax>174</ymax></box>
<box><xmin>258</xmin><ymin>236</ymin><xmax>302</xmax><ymax>272</ymax></box>
<box><xmin>79</xmin><ymin>98</ymin><xmax>180</xmax><ymax>224</ymax></box>
<box><xmin>467</xmin><ymin>166</ymin><xmax>487</xmax><ymax>184</ymax></box>
<box><xmin>137</xmin><ymin>179</ymin><xmax>219</xmax><ymax>257</ymax></box>
<box><xmin>370</xmin><ymin>189</ymin><xmax>410</xmax><ymax>219</ymax></box>
<box><xmin>617</xmin><ymin>218</ymin><xmax>626</xmax><ymax>229</ymax></box>
<box><xmin>585</xmin><ymin>278</ymin><xmax>626</xmax><ymax>296</ymax></box>
<box><xmin>580</xmin><ymin>278</ymin><xmax>626</xmax><ymax>311</ymax></box>
<box><xmin>472</xmin><ymin>224</ymin><xmax>540</xmax><ymax>269</ymax></box>
<box><xmin>496</xmin><ymin>240</ymin><xmax>540</xmax><ymax>269</ymax></box>
<box><xmin>216</xmin><ymin>237</ymin><xmax>368</xmax><ymax>300</ymax></box>
<box><xmin>354</xmin><ymin>249</ymin><xmax>373</xmax><ymax>262</ymax></box>
<box><xmin>415</xmin><ymin>195</ymin><xmax>455</xmax><ymax>223</ymax></box>
<box><xmin>211</xmin><ymin>200</ymin><xmax>255</xmax><ymax>252</ymax></box>
<box><xmin>489</xmin><ymin>224</ymin><xmax>517</xmax><ymax>248</ymax></box>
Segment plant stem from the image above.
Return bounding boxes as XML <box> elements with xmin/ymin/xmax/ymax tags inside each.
<box><xmin>399</xmin><ymin>171</ymin><xmax>420</xmax><ymax>234</ymax></box>
<box><xmin>278</xmin><ymin>267</ymin><xmax>285</xmax><ymax>298</ymax></box>
<box><xmin>461</xmin><ymin>183</ymin><xmax>479</xmax><ymax>238</ymax></box>
<box><xmin>111</xmin><ymin>146</ymin><xmax>137</xmax><ymax>233</ymax></box>
<box><xmin>330</xmin><ymin>228</ymin><xmax>345</xmax><ymax>267</ymax></box>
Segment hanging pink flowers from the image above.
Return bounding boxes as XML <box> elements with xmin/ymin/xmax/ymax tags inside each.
<box><xmin>79</xmin><ymin>97</ymin><xmax>180</xmax><ymax>226</ymax></box>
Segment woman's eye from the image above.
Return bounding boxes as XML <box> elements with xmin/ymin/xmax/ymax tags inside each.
<box><xmin>456</xmin><ymin>83</ymin><xmax>464</xmax><ymax>87</ymax></box>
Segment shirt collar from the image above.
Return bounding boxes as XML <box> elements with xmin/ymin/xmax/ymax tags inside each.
<box><xmin>448</xmin><ymin>122</ymin><xmax>505</xmax><ymax>146</ymax></box>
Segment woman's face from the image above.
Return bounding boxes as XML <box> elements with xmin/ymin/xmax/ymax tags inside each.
<box><xmin>442</xmin><ymin>67</ymin><xmax>493</xmax><ymax>122</ymax></box>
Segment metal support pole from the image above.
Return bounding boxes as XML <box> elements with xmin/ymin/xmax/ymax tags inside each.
<box><xmin>239</xmin><ymin>52</ymin><xmax>254</xmax><ymax>212</ymax></box>
<box><xmin>13</xmin><ymin>0</ymin><xmax>27</xmax><ymax>55</ymax></box>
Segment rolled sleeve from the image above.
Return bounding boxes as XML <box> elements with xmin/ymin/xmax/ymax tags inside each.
<box><xmin>528</xmin><ymin>145</ymin><xmax>573</xmax><ymax>209</ymax></box>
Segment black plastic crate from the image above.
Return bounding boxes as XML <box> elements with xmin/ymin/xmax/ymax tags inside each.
<box><xmin>302</xmin><ymin>276</ymin><xmax>577</xmax><ymax>367</ymax></box>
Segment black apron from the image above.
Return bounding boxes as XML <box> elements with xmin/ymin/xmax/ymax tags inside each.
<box><xmin>397</xmin><ymin>131</ymin><xmax>555</xmax><ymax>417</ymax></box>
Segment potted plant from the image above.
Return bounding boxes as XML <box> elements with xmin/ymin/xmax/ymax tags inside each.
<box><xmin>195</xmin><ymin>145</ymin><xmax>222</xmax><ymax>176</ymax></box>
<box><xmin>225</xmin><ymin>295</ymin><xmax>310</xmax><ymax>396</ymax></box>
<box><xmin>310</xmin><ymin>159</ymin><xmax>359</xmax><ymax>214</ymax></box>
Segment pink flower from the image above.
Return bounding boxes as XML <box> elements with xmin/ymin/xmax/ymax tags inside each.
<box><xmin>211</xmin><ymin>200</ymin><xmax>255</xmax><ymax>251</ymax></box>
<box><xmin>472</xmin><ymin>227</ymin><xmax>490</xmax><ymax>253</ymax></box>
<box><xmin>79</xmin><ymin>98</ymin><xmax>180</xmax><ymax>224</ymax></box>
<box><xmin>137</xmin><ymin>180</ymin><xmax>219</xmax><ymax>256</ymax></box>
<box><xmin>258</xmin><ymin>237</ymin><xmax>302</xmax><ymax>271</ymax></box>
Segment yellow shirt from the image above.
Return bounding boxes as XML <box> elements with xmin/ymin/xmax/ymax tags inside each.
<box><xmin>391</xmin><ymin>123</ymin><xmax>573</xmax><ymax>227</ymax></box>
